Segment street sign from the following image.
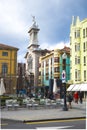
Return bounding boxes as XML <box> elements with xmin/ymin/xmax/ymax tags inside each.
<box><xmin>62</xmin><ymin>70</ymin><xmax>66</xmax><ymax>83</ymax></box>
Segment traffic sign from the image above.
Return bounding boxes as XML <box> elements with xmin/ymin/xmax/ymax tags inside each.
<box><xmin>62</xmin><ymin>70</ymin><xmax>66</xmax><ymax>83</ymax></box>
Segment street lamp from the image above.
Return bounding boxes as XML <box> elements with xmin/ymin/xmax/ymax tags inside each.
<box><xmin>62</xmin><ymin>52</ymin><xmax>68</xmax><ymax>111</ymax></box>
<box><xmin>16</xmin><ymin>75</ymin><xmax>19</xmax><ymax>97</ymax></box>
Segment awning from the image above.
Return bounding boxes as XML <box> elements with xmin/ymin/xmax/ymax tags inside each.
<box><xmin>67</xmin><ymin>83</ymin><xmax>87</xmax><ymax>91</ymax></box>
<box><xmin>67</xmin><ymin>84</ymin><xmax>75</xmax><ymax>91</ymax></box>
<box><xmin>80</xmin><ymin>84</ymin><xmax>87</xmax><ymax>91</ymax></box>
<box><xmin>71</xmin><ymin>84</ymin><xmax>82</xmax><ymax>91</ymax></box>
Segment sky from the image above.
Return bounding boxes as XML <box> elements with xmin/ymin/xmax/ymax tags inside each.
<box><xmin>0</xmin><ymin>0</ymin><xmax>87</xmax><ymax>62</ymax></box>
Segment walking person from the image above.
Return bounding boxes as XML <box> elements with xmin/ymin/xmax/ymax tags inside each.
<box><xmin>73</xmin><ymin>91</ymin><xmax>79</xmax><ymax>104</ymax></box>
<box><xmin>79</xmin><ymin>91</ymin><xmax>83</xmax><ymax>104</ymax></box>
<box><xmin>67</xmin><ymin>92</ymin><xmax>73</xmax><ymax>109</ymax></box>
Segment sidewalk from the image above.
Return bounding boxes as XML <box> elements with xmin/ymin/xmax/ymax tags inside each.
<box><xmin>1</xmin><ymin>101</ymin><xmax>86</xmax><ymax>122</ymax></box>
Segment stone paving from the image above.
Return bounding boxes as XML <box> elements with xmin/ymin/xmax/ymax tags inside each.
<box><xmin>1</xmin><ymin>101</ymin><xmax>86</xmax><ymax>122</ymax></box>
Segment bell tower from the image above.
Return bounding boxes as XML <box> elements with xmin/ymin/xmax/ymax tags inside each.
<box><xmin>28</xmin><ymin>16</ymin><xmax>40</xmax><ymax>49</ymax></box>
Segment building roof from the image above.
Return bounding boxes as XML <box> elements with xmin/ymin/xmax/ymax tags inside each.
<box><xmin>60</xmin><ymin>46</ymin><xmax>70</xmax><ymax>53</ymax></box>
<box><xmin>0</xmin><ymin>43</ymin><xmax>19</xmax><ymax>50</ymax></box>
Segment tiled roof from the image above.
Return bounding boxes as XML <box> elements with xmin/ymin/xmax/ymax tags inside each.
<box><xmin>61</xmin><ymin>46</ymin><xmax>70</xmax><ymax>53</ymax></box>
<box><xmin>0</xmin><ymin>43</ymin><xmax>19</xmax><ymax>50</ymax></box>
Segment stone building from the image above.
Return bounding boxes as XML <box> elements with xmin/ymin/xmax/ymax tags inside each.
<box><xmin>25</xmin><ymin>17</ymin><xmax>50</xmax><ymax>90</ymax></box>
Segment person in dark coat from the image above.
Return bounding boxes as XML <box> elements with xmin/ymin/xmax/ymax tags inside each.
<box><xmin>79</xmin><ymin>91</ymin><xmax>84</xmax><ymax>104</ymax></box>
<box><xmin>67</xmin><ymin>92</ymin><xmax>73</xmax><ymax>109</ymax></box>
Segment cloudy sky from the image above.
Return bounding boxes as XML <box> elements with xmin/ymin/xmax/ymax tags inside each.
<box><xmin>0</xmin><ymin>0</ymin><xmax>87</xmax><ymax>62</ymax></box>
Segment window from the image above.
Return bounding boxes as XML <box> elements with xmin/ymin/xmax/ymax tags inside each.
<box><xmin>75</xmin><ymin>45</ymin><xmax>77</xmax><ymax>51</ymax></box>
<box><xmin>77</xmin><ymin>43</ymin><xmax>80</xmax><ymax>51</ymax></box>
<box><xmin>54</xmin><ymin>67</ymin><xmax>59</xmax><ymax>72</ymax></box>
<box><xmin>46</xmin><ymin>60</ymin><xmax>49</xmax><ymax>66</ymax></box>
<box><xmin>84</xmin><ymin>56</ymin><xmax>86</xmax><ymax>66</ymax></box>
<box><xmin>75</xmin><ymin>56</ymin><xmax>77</xmax><ymax>64</ymax></box>
<box><xmin>83</xmin><ymin>29</ymin><xmax>85</xmax><ymax>38</ymax></box>
<box><xmin>51</xmin><ymin>58</ymin><xmax>52</xmax><ymax>64</ymax></box>
<box><xmin>74</xmin><ymin>30</ymin><xmax>80</xmax><ymax>38</ymax></box>
<box><xmin>75</xmin><ymin>56</ymin><xmax>80</xmax><ymax>64</ymax></box>
<box><xmin>2</xmin><ymin>63</ymin><xmax>8</xmax><ymax>75</ymax></box>
<box><xmin>75</xmin><ymin>43</ymin><xmax>80</xmax><ymax>52</ymax></box>
<box><xmin>83</xmin><ymin>42</ymin><xmax>86</xmax><ymax>52</ymax></box>
<box><xmin>34</xmin><ymin>32</ymin><xmax>37</xmax><ymax>40</ymax></box>
<box><xmin>75</xmin><ymin>31</ymin><xmax>76</xmax><ymax>38</ymax></box>
<box><xmin>75</xmin><ymin>70</ymin><xmax>81</xmax><ymax>81</ymax></box>
<box><xmin>77</xmin><ymin>30</ymin><xmax>80</xmax><ymax>37</ymax></box>
<box><xmin>78</xmin><ymin>56</ymin><xmax>80</xmax><ymax>64</ymax></box>
<box><xmin>39</xmin><ymin>63</ymin><xmax>41</xmax><ymax>67</ymax></box>
<box><xmin>75</xmin><ymin>70</ymin><xmax>77</xmax><ymax>81</ymax></box>
<box><xmin>39</xmin><ymin>72</ymin><xmax>41</xmax><ymax>75</ymax></box>
<box><xmin>54</xmin><ymin>57</ymin><xmax>59</xmax><ymax>62</ymax></box>
<box><xmin>84</xmin><ymin>70</ymin><xmax>86</xmax><ymax>81</ymax></box>
<box><xmin>2</xmin><ymin>52</ymin><xmax>8</xmax><ymax>56</ymax></box>
<box><xmin>46</xmin><ymin>76</ymin><xmax>49</xmax><ymax>80</ymax></box>
<box><xmin>46</xmin><ymin>68</ymin><xmax>49</xmax><ymax>75</ymax></box>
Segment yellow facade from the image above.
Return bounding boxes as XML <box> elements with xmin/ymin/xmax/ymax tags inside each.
<box><xmin>39</xmin><ymin>49</ymin><xmax>62</xmax><ymax>87</ymax></box>
<box><xmin>70</xmin><ymin>16</ymin><xmax>87</xmax><ymax>83</ymax></box>
<box><xmin>39</xmin><ymin>51</ymin><xmax>54</xmax><ymax>86</ymax></box>
<box><xmin>0</xmin><ymin>44</ymin><xmax>19</xmax><ymax>94</ymax></box>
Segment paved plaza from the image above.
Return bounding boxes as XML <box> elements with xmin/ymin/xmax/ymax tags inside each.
<box><xmin>1</xmin><ymin>101</ymin><xmax>86</xmax><ymax>122</ymax></box>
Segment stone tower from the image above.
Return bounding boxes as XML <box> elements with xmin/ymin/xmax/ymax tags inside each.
<box><xmin>25</xmin><ymin>16</ymin><xmax>40</xmax><ymax>88</ymax></box>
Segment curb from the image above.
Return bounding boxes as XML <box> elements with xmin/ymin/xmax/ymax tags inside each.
<box><xmin>23</xmin><ymin>116</ymin><xmax>86</xmax><ymax>123</ymax></box>
<box><xmin>1</xmin><ymin>116</ymin><xmax>86</xmax><ymax>123</ymax></box>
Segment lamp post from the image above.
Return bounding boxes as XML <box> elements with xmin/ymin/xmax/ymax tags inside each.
<box><xmin>16</xmin><ymin>75</ymin><xmax>19</xmax><ymax>97</ymax></box>
<box><xmin>62</xmin><ymin>52</ymin><xmax>68</xmax><ymax>111</ymax></box>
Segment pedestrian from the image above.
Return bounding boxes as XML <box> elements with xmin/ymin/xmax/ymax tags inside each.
<box><xmin>79</xmin><ymin>91</ymin><xmax>83</xmax><ymax>104</ymax></box>
<box><xmin>67</xmin><ymin>92</ymin><xmax>73</xmax><ymax>109</ymax></box>
<box><xmin>73</xmin><ymin>91</ymin><xmax>79</xmax><ymax>104</ymax></box>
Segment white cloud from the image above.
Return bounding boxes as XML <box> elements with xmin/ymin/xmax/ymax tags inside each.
<box><xmin>0</xmin><ymin>0</ymin><xmax>26</xmax><ymax>36</ymax></box>
<box><xmin>40</xmin><ymin>41</ymin><xmax>70</xmax><ymax>50</ymax></box>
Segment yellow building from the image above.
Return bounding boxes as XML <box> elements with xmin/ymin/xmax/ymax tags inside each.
<box><xmin>70</xmin><ymin>16</ymin><xmax>87</xmax><ymax>84</ymax></box>
<box><xmin>39</xmin><ymin>51</ymin><xmax>54</xmax><ymax>87</ymax></box>
<box><xmin>0</xmin><ymin>43</ymin><xmax>19</xmax><ymax>94</ymax></box>
<box><xmin>39</xmin><ymin>46</ymin><xmax>70</xmax><ymax>87</ymax></box>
